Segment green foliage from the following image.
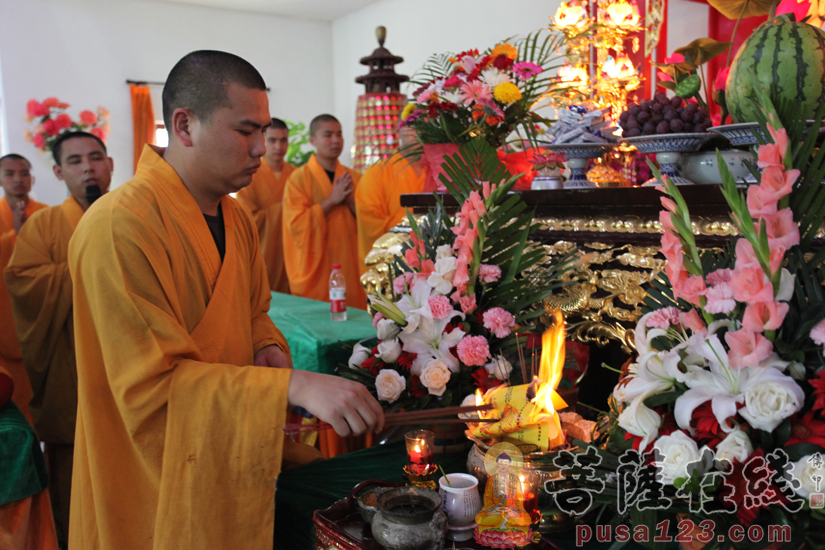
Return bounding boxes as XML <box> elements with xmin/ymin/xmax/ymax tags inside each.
<box><xmin>284</xmin><ymin>120</ymin><xmax>313</xmax><ymax>167</ymax></box>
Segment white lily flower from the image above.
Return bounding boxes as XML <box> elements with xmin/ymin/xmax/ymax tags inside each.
<box><xmin>427</xmin><ymin>256</ymin><xmax>457</xmax><ymax>295</ymax></box>
<box><xmin>396</xmin><ymin>279</ymin><xmax>433</xmax><ymax>333</ymax></box>
<box><xmin>617</xmin><ymin>392</ymin><xmax>662</xmax><ymax>451</ymax></box>
<box><xmin>399</xmin><ymin>313</ymin><xmax>466</xmax><ymax>373</ymax></box>
<box><xmin>436</xmin><ymin>244</ymin><xmax>454</xmax><ymax>260</ymax></box>
<box><xmin>776</xmin><ymin>268</ymin><xmax>795</xmax><ymax>302</ymax></box>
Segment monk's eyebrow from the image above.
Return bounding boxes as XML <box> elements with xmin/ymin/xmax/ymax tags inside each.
<box><xmin>239</xmin><ymin>119</ymin><xmax>266</xmax><ymax>130</ymax></box>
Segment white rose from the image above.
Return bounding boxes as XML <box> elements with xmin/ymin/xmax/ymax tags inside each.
<box><xmin>375</xmin><ymin>369</ymin><xmax>406</xmax><ymax>403</ymax></box>
<box><xmin>653</xmin><ymin>430</ymin><xmax>704</xmax><ymax>486</ymax></box>
<box><xmin>617</xmin><ymin>394</ymin><xmax>661</xmax><ymax>452</ymax></box>
<box><xmin>377</xmin><ymin>318</ymin><xmax>401</xmax><ymax>341</ymax></box>
<box><xmin>419</xmin><ymin>359</ymin><xmax>452</xmax><ymax>396</ymax></box>
<box><xmin>427</xmin><ymin>257</ymin><xmax>457</xmax><ymax>295</ymax></box>
<box><xmin>791</xmin><ymin>455</ymin><xmax>825</xmax><ymax>498</ymax></box>
<box><xmin>484</xmin><ymin>354</ymin><xmax>513</xmax><ymax>380</ymax></box>
<box><xmin>436</xmin><ymin>244</ymin><xmax>454</xmax><ymax>260</ymax></box>
<box><xmin>739</xmin><ymin>379</ymin><xmax>804</xmax><ymax>432</ymax></box>
<box><xmin>348</xmin><ymin>343</ymin><xmax>372</xmax><ymax>369</ymax></box>
<box><xmin>714</xmin><ymin>429</ymin><xmax>753</xmax><ymax>470</ymax></box>
<box><xmin>377</xmin><ymin>338</ymin><xmax>402</xmax><ymax>363</ymax></box>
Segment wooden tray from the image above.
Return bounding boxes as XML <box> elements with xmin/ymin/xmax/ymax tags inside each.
<box><xmin>313</xmin><ymin>479</ymin><xmax>565</xmax><ymax>550</ymax></box>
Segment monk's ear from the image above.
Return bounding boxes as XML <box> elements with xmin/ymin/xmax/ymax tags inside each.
<box><xmin>53</xmin><ymin>163</ymin><xmax>64</xmax><ymax>182</ymax></box>
<box><xmin>309</xmin><ymin>133</ymin><xmax>316</xmax><ymax>148</ymax></box>
<box><xmin>170</xmin><ymin>108</ymin><xmax>196</xmax><ymax>148</ymax></box>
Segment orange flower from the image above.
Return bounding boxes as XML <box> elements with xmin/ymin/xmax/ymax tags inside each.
<box><xmin>91</xmin><ymin>126</ymin><xmax>107</xmax><ymax>142</ymax></box>
<box><xmin>42</xmin><ymin>97</ymin><xmax>60</xmax><ymax>108</ymax></box>
<box><xmin>97</xmin><ymin>106</ymin><xmax>110</xmax><ymax>118</ymax></box>
<box><xmin>491</xmin><ymin>43</ymin><xmax>517</xmax><ymax>60</ymax></box>
<box><xmin>79</xmin><ymin>110</ymin><xmax>98</xmax><ymax>126</ymax></box>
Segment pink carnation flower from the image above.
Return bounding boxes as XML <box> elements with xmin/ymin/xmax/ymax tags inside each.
<box><xmin>483</xmin><ymin>307</ymin><xmax>516</xmax><ymax>338</ymax></box>
<box><xmin>457</xmin><ymin>335</ymin><xmax>491</xmax><ymax>366</ymax></box>
<box><xmin>478</xmin><ymin>264</ymin><xmax>502</xmax><ymax>283</ymax></box>
<box><xmin>428</xmin><ymin>296</ymin><xmax>454</xmax><ymax>320</ymax></box>
<box><xmin>742</xmin><ymin>301</ymin><xmax>789</xmax><ymax>332</ymax></box>
<box><xmin>811</xmin><ymin>318</ymin><xmax>825</xmax><ymax>349</ymax></box>
<box><xmin>393</xmin><ymin>272</ymin><xmax>415</xmax><ymax>294</ymax></box>
<box><xmin>725</xmin><ymin>327</ymin><xmax>773</xmax><ymax>369</ymax></box>
<box><xmin>646</xmin><ymin>307</ymin><xmax>681</xmax><ymax>330</ymax></box>
<box><xmin>706</xmin><ymin>269</ymin><xmax>734</xmax><ymax>286</ymax></box>
<box><xmin>702</xmin><ymin>283</ymin><xmax>736</xmax><ymax>314</ymax></box>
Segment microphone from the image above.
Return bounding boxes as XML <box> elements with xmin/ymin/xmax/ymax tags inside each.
<box><xmin>86</xmin><ymin>184</ymin><xmax>102</xmax><ymax>206</ymax></box>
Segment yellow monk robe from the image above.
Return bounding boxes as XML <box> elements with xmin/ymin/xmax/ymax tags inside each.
<box><xmin>235</xmin><ymin>159</ymin><xmax>294</xmax><ymax>293</ymax></box>
<box><xmin>68</xmin><ymin>145</ymin><xmax>292</xmax><ymax>550</ymax></box>
<box><xmin>282</xmin><ymin>154</ymin><xmax>366</xmax><ymax>309</ymax></box>
<box><xmin>0</xmin><ymin>196</ymin><xmax>47</xmax><ymax>424</ymax></box>
<box><xmin>355</xmin><ymin>152</ymin><xmax>425</xmax><ymax>274</ymax></box>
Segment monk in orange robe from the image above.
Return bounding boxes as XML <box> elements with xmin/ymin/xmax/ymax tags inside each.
<box><xmin>5</xmin><ymin>132</ymin><xmax>113</xmax><ymax>547</ymax></box>
<box><xmin>0</xmin><ymin>154</ymin><xmax>47</xmax><ymax>424</ymax></box>
<box><xmin>67</xmin><ymin>51</ymin><xmax>382</xmax><ymax>550</ymax></box>
<box><xmin>355</xmin><ymin>126</ymin><xmax>425</xmax><ymax>273</ymax></box>
<box><xmin>236</xmin><ymin>117</ymin><xmax>293</xmax><ymax>293</ymax></box>
<box><xmin>282</xmin><ymin>114</ymin><xmax>367</xmax><ymax>309</ymax></box>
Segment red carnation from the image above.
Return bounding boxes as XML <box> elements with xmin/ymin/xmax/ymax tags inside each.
<box><xmin>43</xmin><ymin>119</ymin><xmax>59</xmax><ymax>136</ymax></box>
<box><xmin>811</xmin><ymin>370</ymin><xmax>825</xmax><ymax>413</ymax></box>
<box><xmin>409</xmin><ymin>375</ymin><xmax>427</xmax><ymax>398</ymax></box>
<box><xmin>788</xmin><ymin>411</ymin><xmax>825</xmax><ymax>447</ymax></box>
<box><xmin>492</xmin><ymin>54</ymin><xmax>514</xmax><ymax>71</ymax></box>
<box><xmin>54</xmin><ymin>113</ymin><xmax>73</xmax><ymax>131</ymax></box>
<box><xmin>26</xmin><ymin>100</ymin><xmax>49</xmax><ymax>118</ymax></box>
<box><xmin>32</xmin><ymin>133</ymin><xmax>46</xmax><ymax>148</ymax></box>
<box><xmin>471</xmin><ymin>368</ymin><xmax>500</xmax><ymax>393</ymax></box>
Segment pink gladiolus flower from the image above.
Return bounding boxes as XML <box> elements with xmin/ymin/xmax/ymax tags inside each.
<box><xmin>757</xmin><ymin>143</ymin><xmax>784</xmax><ymax>169</ymax></box>
<box><xmin>811</xmin><ymin>318</ymin><xmax>825</xmax><ymax>348</ymax></box>
<box><xmin>756</xmin><ymin>165</ymin><xmax>797</xmax><ymax>204</ymax></box>
<box><xmin>451</xmin><ymin>291</ymin><xmax>477</xmax><ymax>314</ymax></box>
<box><xmin>460</xmin><ymin>80</ymin><xmax>493</xmax><ymax>106</ymax></box>
<box><xmin>418</xmin><ymin>259</ymin><xmax>435</xmax><ymax>279</ymax></box>
<box><xmin>513</xmin><ymin>61</ymin><xmax>543</xmax><ymax>80</ymax></box>
<box><xmin>763</xmin><ymin>209</ymin><xmax>800</xmax><ymax>251</ymax></box>
<box><xmin>680</xmin><ymin>309</ymin><xmax>706</xmax><ymax>334</ymax></box>
<box><xmin>747</xmin><ymin>184</ymin><xmax>778</xmax><ymax>218</ymax></box>
<box><xmin>483</xmin><ymin>307</ymin><xmax>516</xmax><ymax>338</ymax></box>
<box><xmin>660</xmin><ymin>197</ymin><xmax>677</xmax><ymax>214</ymax></box>
<box><xmin>673</xmin><ymin>274</ymin><xmax>706</xmax><ymax>307</ymax></box>
<box><xmin>706</xmin><ymin>268</ymin><xmax>734</xmax><ymax>286</ymax></box>
<box><xmin>404</xmin><ymin>247</ymin><xmax>421</xmax><ymax>269</ymax></box>
<box><xmin>714</xmin><ymin>67</ymin><xmax>730</xmax><ymax>92</ymax></box>
<box><xmin>776</xmin><ymin>0</ymin><xmax>811</xmax><ymax>21</ymax></box>
<box><xmin>452</xmin><ymin>261</ymin><xmax>470</xmax><ymax>294</ymax></box>
<box><xmin>769</xmin><ymin>246</ymin><xmax>786</xmax><ymax>274</ymax></box>
<box><xmin>478</xmin><ymin>264</ymin><xmax>502</xmax><ymax>283</ymax></box>
<box><xmin>646</xmin><ymin>307</ymin><xmax>681</xmax><ymax>330</ymax></box>
<box><xmin>393</xmin><ymin>272</ymin><xmax>415</xmax><ymax>294</ymax></box>
<box><xmin>733</xmin><ymin>239</ymin><xmax>760</xmax><ymax>272</ymax></box>
<box><xmin>428</xmin><ymin>296</ymin><xmax>454</xmax><ymax>320</ymax></box>
<box><xmin>725</xmin><ymin>328</ymin><xmax>774</xmax><ymax>368</ymax></box>
<box><xmin>730</xmin><ymin>266</ymin><xmax>775</xmax><ymax>303</ymax></box>
<box><xmin>79</xmin><ymin>110</ymin><xmax>98</xmax><ymax>126</ymax></box>
<box><xmin>457</xmin><ymin>335</ymin><xmax>491</xmax><ymax>366</ymax></box>
<box><xmin>702</xmin><ymin>283</ymin><xmax>736</xmax><ymax>314</ymax></box>
<box><xmin>742</xmin><ymin>301</ymin><xmax>789</xmax><ymax>332</ymax></box>
<box><xmin>660</xmin><ymin>230</ymin><xmax>683</xmax><ymax>264</ymax></box>
<box><xmin>659</xmin><ymin>210</ymin><xmax>676</xmax><ymax>232</ymax></box>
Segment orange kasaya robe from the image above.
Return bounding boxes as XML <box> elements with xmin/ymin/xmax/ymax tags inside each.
<box><xmin>235</xmin><ymin>159</ymin><xmax>295</xmax><ymax>294</ymax></box>
<box><xmin>282</xmin><ymin>154</ymin><xmax>366</xmax><ymax>309</ymax></box>
<box><xmin>0</xmin><ymin>196</ymin><xmax>47</xmax><ymax>424</ymax></box>
<box><xmin>5</xmin><ymin>197</ymin><xmax>83</xmax><ymax>445</ymax></box>
<box><xmin>355</xmin><ymin>152</ymin><xmax>425</xmax><ymax>274</ymax></box>
<box><xmin>67</xmin><ymin>144</ymin><xmax>292</xmax><ymax>550</ymax></box>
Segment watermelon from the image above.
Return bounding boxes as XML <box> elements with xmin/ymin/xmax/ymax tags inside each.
<box><xmin>725</xmin><ymin>20</ymin><xmax>825</xmax><ymax>123</ymax></box>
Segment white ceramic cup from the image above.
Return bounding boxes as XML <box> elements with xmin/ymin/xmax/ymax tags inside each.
<box><xmin>438</xmin><ymin>473</ymin><xmax>482</xmax><ymax>528</ymax></box>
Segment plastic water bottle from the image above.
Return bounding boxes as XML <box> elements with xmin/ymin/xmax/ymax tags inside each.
<box><xmin>330</xmin><ymin>264</ymin><xmax>347</xmax><ymax>322</ymax></box>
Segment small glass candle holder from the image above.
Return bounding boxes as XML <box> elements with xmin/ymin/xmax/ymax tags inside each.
<box><xmin>518</xmin><ymin>470</ymin><xmax>542</xmax><ymax>525</ymax></box>
<box><xmin>404</xmin><ymin>429</ymin><xmax>437</xmax><ymax>489</ymax></box>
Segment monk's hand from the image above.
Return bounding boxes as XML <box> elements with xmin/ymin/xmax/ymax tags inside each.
<box><xmin>287</xmin><ymin>370</ymin><xmax>384</xmax><ymax>437</ymax></box>
<box><xmin>254</xmin><ymin>344</ymin><xmax>293</xmax><ymax>369</ymax></box>
<box><xmin>12</xmin><ymin>200</ymin><xmax>28</xmax><ymax>234</ymax></box>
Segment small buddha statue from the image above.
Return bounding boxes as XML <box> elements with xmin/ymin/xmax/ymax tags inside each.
<box><xmin>474</xmin><ymin>452</ymin><xmax>532</xmax><ymax>547</ymax></box>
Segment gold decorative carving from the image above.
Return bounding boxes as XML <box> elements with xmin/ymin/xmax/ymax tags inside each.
<box><xmin>537</xmin><ymin>215</ymin><xmax>740</xmax><ymax>237</ymax></box>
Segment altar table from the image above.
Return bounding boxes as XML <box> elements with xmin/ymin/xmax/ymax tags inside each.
<box><xmin>274</xmin><ymin>440</ymin><xmax>652</xmax><ymax>550</ymax></box>
<box><xmin>267</xmin><ymin>292</ymin><xmax>375</xmax><ymax>375</ymax></box>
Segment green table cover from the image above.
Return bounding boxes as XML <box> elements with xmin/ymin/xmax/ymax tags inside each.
<box><xmin>274</xmin><ymin>441</ymin><xmax>652</xmax><ymax>550</ymax></box>
<box><xmin>0</xmin><ymin>402</ymin><xmax>49</xmax><ymax>506</ymax></box>
<box><xmin>267</xmin><ymin>292</ymin><xmax>376</xmax><ymax>374</ymax></box>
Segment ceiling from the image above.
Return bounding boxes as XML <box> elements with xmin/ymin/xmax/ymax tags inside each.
<box><xmin>150</xmin><ymin>0</ymin><xmax>383</xmax><ymax>20</ymax></box>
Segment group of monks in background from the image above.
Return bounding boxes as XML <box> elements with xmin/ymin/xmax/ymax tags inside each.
<box><xmin>0</xmin><ymin>49</ymin><xmax>418</xmax><ymax>550</ymax></box>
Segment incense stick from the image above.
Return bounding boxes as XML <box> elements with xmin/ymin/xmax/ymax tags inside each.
<box><xmin>283</xmin><ymin>417</ymin><xmax>499</xmax><ymax>434</ymax></box>
<box><xmin>516</xmin><ymin>332</ymin><xmax>527</xmax><ymax>383</ymax></box>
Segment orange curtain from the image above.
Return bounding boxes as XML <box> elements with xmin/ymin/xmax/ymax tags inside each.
<box><xmin>130</xmin><ymin>84</ymin><xmax>156</xmax><ymax>174</ymax></box>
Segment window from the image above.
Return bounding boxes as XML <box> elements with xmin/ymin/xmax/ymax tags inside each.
<box><xmin>155</xmin><ymin>122</ymin><xmax>168</xmax><ymax>147</ymax></box>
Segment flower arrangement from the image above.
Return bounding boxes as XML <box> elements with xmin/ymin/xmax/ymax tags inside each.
<box><xmin>25</xmin><ymin>97</ymin><xmax>110</xmax><ymax>155</ymax></box>
<box><xmin>546</xmin><ymin>84</ymin><xmax>825</xmax><ymax>547</ymax></box>
<box><xmin>400</xmin><ymin>31</ymin><xmax>565</xmax><ymax>150</ymax></box>
<box><xmin>343</xmin><ymin>138</ymin><xmax>576</xmax><ymax>410</ymax></box>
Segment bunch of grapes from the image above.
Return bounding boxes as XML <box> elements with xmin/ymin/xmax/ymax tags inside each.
<box><xmin>619</xmin><ymin>93</ymin><xmax>711</xmax><ymax>137</ymax></box>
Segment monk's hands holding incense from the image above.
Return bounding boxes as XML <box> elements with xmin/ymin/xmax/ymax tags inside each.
<box><xmin>321</xmin><ymin>172</ymin><xmax>353</xmax><ymax>215</ymax></box>
<box><xmin>254</xmin><ymin>344</ymin><xmax>292</xmax><ymax>369</ymax></box>
<box><xmin>288</xmin><ymin>370</ymin><xmax>384</xmax><ymax>436</ymax></box>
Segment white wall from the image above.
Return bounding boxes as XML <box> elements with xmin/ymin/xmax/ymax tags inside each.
<box><xmin>0</xmin><ymin>0</ymin><xmax>334</xmax><ymax>205</ymax></box>
<box><xmin>668</xmin><ymin>0</ymin><xmax>711</xmax><ymax>59</ymax></box>
<box><xmin>332</xmin><ymin>0</ymin><xmax>566</xmax><ymax>166</ymax></box>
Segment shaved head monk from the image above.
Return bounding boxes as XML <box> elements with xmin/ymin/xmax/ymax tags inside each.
<box><xmin>355</xmin><ymin>124</ymin><xmax>425</xmax><ymax>273</ymax></box>
<box><xmin>66</xmin><ymin>51</ymin><xmax>383</xmax><ymax>550</ymax></box>
<box><xmin>5</xmin><ymin>131</ymin><xmax>112</xmax><ymax>547</ymax></box>
<box><xmin>235</xmin><ymin>117</ymin><xmax>292</xmax><ymax>293</ymax></box>
<box><xmin>0</xmin><ymin>153</ymin><xmax>47</xmax><ymax>425</ymax></box>
<box><xmin>282</xmin><ymin>114</ymin><xmax>367</xmax><ymax>309</ymax></box>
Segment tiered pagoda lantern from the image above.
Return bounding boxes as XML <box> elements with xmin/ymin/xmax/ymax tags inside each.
<box><xmin>351</xmin><ymin>26</ymin><xmax>409</xmax><ymax>172</ymax></box>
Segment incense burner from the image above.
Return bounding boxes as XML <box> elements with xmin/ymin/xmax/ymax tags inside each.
<box><xmin>371</xmin><ymin>487</ymin><xmax>447</xmax><ymax>550</ymax></box>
